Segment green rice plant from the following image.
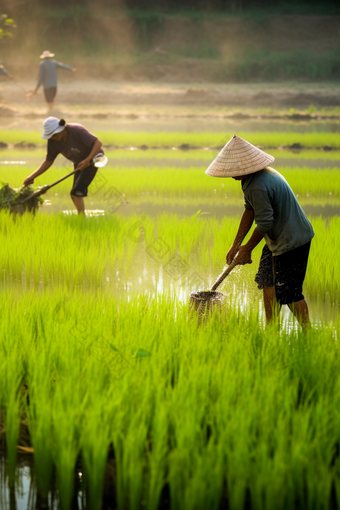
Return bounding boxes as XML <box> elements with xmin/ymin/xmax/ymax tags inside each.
<box><xmin>2</xmin><ymin>363</ymin><xmax>22</xmax><ymax>488</ymax></box>
<box><xmin>81</xmin><ymin>395</ymin><xmax>112</xmax><ymax>510</ymax></box>
<box><xmin>113</xmin><ymin>405</ymin><xmax>149</xmax><ymax>510</ymax></box>
<box><xmin>1</xmin><ymin>290</ymin><xmax>340</xmax><ymax>507</ymax></box>
<box><xmin>0</xmin><ymin>209</ymin><xmax>339</xmax><ymax>301</ymax></box>
<box><xmin>304</xmin><ymin>216</ymin><xmax>340</xmax><ymax>301</ymax></box>
<box><xmin>0</xmin><ymin>211</ymin><xmax>142</xmax><ymax>287</ymax></box>
<box><xmin>145</xmin><ymin>396</ymin><xmax>169</xmax><ymax>510</ymax></box>
<box><xmin>2</xmin><ymin>130</ymin><xmax>340</xmax><ymax>149</ymax></box>
<box><xmin>26</xmin><ymin>356</ymin><xmax>54</xmax><ymax>499</ymax></box>
<box><xmin>3</xmin><ymin>164</ymin><xmax>340</xmax><ymax>202</ymax></box>
<box><xmin>51</xmin><ymin>381</ymin><xmax>82</xmax><ymax>509</ymax></box>
<box><xmin>3</xmin><ymin>148</ymin><xmax>340</xmax><ymax>166</ymax></box>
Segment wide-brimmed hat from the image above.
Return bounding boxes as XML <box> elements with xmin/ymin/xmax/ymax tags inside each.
<box><xmin>41</xmin><ymin>117</ymin><xmax>66</xmax><ymax>140</ymax></box>
<box><xmin>40</xmin><ymin>50</ymin><xmax>55</xmax><ymax>59</ymax></box>
<box><xmin>205</xmin><ymin>135</ymin><xmax>275</xmax><ymax>178</ymax></box>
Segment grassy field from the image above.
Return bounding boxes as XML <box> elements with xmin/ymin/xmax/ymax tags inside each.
<box><xmin>1</xmin><ymin>127</ymin><xmax>340</xmax><ymax>508</ymax></box>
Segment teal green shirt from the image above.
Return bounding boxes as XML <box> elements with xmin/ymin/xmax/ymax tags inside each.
<box><xmin>242</xmin><ymin>168</ymin><xmax>314</xmax><ymax>256</ymax></box>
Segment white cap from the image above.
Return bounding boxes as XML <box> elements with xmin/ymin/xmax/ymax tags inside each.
<box><xmin>41</xmin><ymin>117</ymin><xmax>66</xmax><ymax>140</ymax></box>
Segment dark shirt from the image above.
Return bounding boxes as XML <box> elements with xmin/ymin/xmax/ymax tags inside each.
<box><xmin>46</xmin><ymin>124</ymin><xmax>101</xmax><ymax>168</ymax></box>
<box><xmin>242</xmin><ymin>167</ymin><xmax>314</xmax><ymax>256</ymax></box>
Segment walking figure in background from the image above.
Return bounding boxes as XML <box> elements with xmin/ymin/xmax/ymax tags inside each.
<box><xmin>0</xmin><ymin>63</ymin><xmax>13</xmax><ymax>79</ymax></box>
<box><xmin>23</xmin><ymin>117</ymin><xmax>104</xmax><ymax>215</ymax></box>
<box><xmin>205</xmin><ymin>135</ymin><xmax>314</xmax><ymax>331</ymax></box>
<box><xmin>28</xmin><ymin>50</ymin><xmax>76</xmax><ymax>109</ymax></box>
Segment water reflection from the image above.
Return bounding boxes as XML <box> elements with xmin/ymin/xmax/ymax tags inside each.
<box><xmin>0</xmin><ymin>454</ymin><xmax>85</xmax><ymax>510</ymax></box>
<box><xmin>40</xmin><ymin>202</ymin><xmax>340</xmax><ymax>220</ymax></box>
<box><xmin>0</xmin><ymin>246</ymin><xmax>337</xmax><ymax>325</ymax></box>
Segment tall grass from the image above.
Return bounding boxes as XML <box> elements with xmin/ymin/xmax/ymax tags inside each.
<box><xmin>1</xmin><ymin>292</ymin><xmax>340</xmax><ymax>508</ymax></box>
<box><xmin>231</xmin><ymin>49</ymin><xmax>340</xmax><ymax>81</ymax></box>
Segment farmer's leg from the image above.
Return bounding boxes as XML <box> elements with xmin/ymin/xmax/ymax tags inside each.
<box><xmin>71</xmin><ymin>194</ymin><xmax>85</xmax><ymax>214</ymax></box>
<box><xmin>44</xmin><ymin>87</ymin><xmax>57</xmax><ymax>110</ymax></box>
<box><xmin>274</xmin><ymin>242</ymin><xmax>312</xmax><ymax>331</ymax></box>
<box><xmin>70</xmin><ymin>165</ymin><xmax>97</xmax><ymax>215</ymax></box>
<box><xmin>288</xmin><ymin>299</ymin><xmax>311</xmax><ymax>330</ymax></box>
<box><xmin>255</xmin><ymin>244</ymin><xmax>277</xmax><ymax>324</ymax></box>
<box><xmin>263</xmin><ymin>286</ymin><xmax>281</xmax><ymax>324</ymax></box>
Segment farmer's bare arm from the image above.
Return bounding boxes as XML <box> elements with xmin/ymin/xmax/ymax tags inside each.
<box><xmin>76</xmin><ymin>138</ymin><xmax>102</xmax><ymax>171</ymax></box>
<box><xmin>23</xmin><ymin>159</ymin><xmax>54</xmax><ymax>186</ymax></box>
<box><xmin>234</xmin><ymin>229</ymin><xmax>264</xmax><ymax>266</ymax></box>
<box><xmin>226</xmin><ymin>209</ymin><xmax>255</xmax><ymax>264</ymax></box>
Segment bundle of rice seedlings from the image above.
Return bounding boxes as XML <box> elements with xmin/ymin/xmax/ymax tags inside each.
<box><xmin>0</xmin><ymin>182</ymin><xmax>44</xmax><ymax>214</ymax></box>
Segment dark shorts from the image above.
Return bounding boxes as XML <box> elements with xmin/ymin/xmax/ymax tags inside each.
<box><xmin>70</xmin><ymin>165</ymin><xmax>97</xmax><ymax>197</ymax></box>
<box><xmin>44</xmin><ymin>87</ymin><xmax>57</xmax><ymax>103</ymax></box>
<box><xmin>255</xmin><ymin>241</ymin><xmax>311</xmax><ymax>305</ymax></box>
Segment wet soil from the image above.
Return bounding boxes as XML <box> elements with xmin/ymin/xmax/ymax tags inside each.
<box><xmin>2</xmin><ymin>81</ymin><xmax>340</xmax><ymax>118</ymax></box>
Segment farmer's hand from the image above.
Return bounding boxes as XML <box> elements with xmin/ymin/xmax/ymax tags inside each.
<box><xmin>23</xmin><ymin>177</ymin><xmax>34</xmax><ymax>186</ymax></box>
<box><xmin>234</xmin><ymin>245</ymin><xmax>253</xmax><ymax>266</ymax></box>
<box><xmin>226</xmin><ymin>245</ymin><xmax>239</xmax><ymax>265</ymax></box>
<box><xmin>27</xmin><ymin>88</ymin><xmax>37</xmax><ymax>99</ymax></box>
<box><xmin>76</xmin><ymin>158</ymin><xmax>90</xmax><ymax>171</ymax></box>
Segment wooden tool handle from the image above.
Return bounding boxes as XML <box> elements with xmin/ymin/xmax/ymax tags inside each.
<box><xmin>211</xmin><ymin>258</ymin><xmax>238</xmax><ymax>291</ymax></box>
<box><xmin>20</xmin><ymin>186</ymin><xmax>51</xmax><ymax>203</ymax></box>
<box><xmin>20</xmin><ymin>170</ymin><xmax>78</xmax><ymax>204</ymax></box>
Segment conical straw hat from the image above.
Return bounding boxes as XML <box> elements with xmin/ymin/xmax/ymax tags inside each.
<box><xmin>205</xmin><ymin>135</ymin><xmax>274</xmax><ymax>178</ymax></box>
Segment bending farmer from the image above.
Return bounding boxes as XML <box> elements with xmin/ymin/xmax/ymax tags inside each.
<box><xmin>23</xmin><ymin>116</ymin><xmax>103</xmax><ymax>214</ymax></box>
<box><xmin>28</xmin><ymin>50</ymin><xmax>76</xmax><ymax>109</ymax></box>
<box><xmin>205</xmin><ymin>135</ymin><xmax>314</xmax><ymax>330</ymax></box>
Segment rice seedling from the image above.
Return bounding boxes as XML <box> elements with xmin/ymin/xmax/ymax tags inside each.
<box><xmin>3</xmin><ymin>148</ymin><xmax>340</xmax><ymax>167</ymax></box>
<box><xmin>0</xmin><ymin>130</ymin><xmax>339</xmax><ymax>507</ymax></box>
<box><xmin>1</xmin><ymin>288</ymin><xmax>340</xmax><ymax>508</ymax></box>
<box><xmin>81</xmin><ymin>392</ymin><xmax>113</xmax><ymax>510</ymax></box>
<box><xmin>26</xmin><ymin>355</ymin><xmax>54</xmax><ymax>500</ymax></box>
<box><xmin>2</xmin><ymin>130</ymin><xmax>340</xmax><ymax>149</ymax></box>
<box><xmin>0</xmin><ymin>209</ymin><xmax>339</xmax><ymax>304</ymax></box>
<box><xmin>2</xmin><ymin>164</ymin><xmax>340</xmax><ymax>204</ymax></box>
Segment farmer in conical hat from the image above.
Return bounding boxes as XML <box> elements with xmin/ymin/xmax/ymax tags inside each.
<box><xmin>23</xmin><ymin>117</ymin><xmax>104</xmax><ymax>214</ymax></box>
<box><xmin>27</xmin><ymin>50</ymin><xmax>76</xmax><ymax>109</ymax></box>
<box><xmin>206</xmin><ymin>135</ymin><xmax>315</xmax><ymax>330</ymax></box>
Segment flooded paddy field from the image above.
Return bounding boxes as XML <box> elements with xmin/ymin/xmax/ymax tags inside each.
<box><xmin>1</xmin><ymin>115</ymin><xmax>340</xmax><ymax>509</ymax></box>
